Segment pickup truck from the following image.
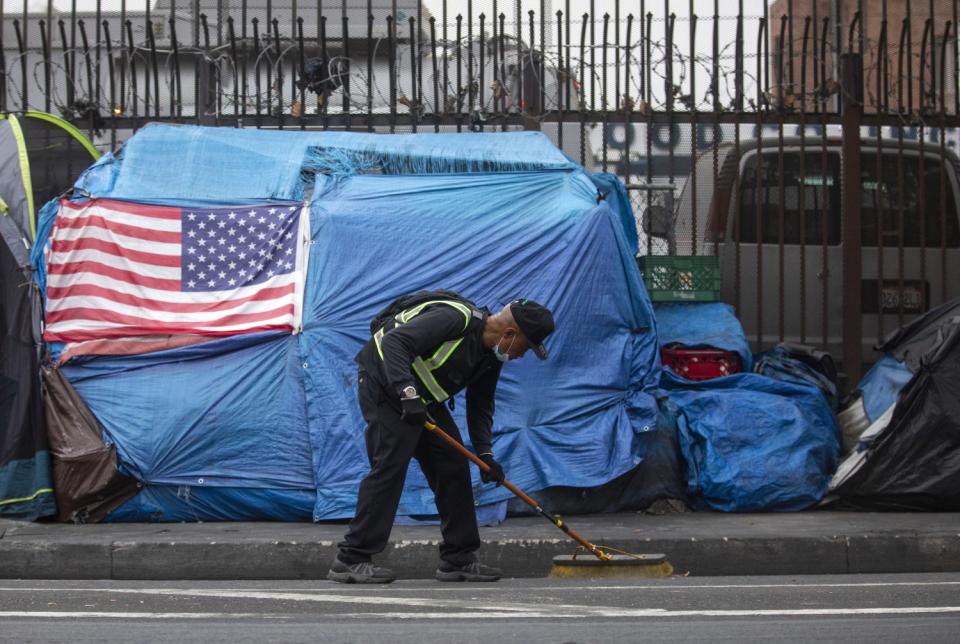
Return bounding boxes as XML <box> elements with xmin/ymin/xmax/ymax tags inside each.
<box><xmin>644</xmin><ymin>136</ymin><xmax>960</xmax><ymax>363</ymax></box>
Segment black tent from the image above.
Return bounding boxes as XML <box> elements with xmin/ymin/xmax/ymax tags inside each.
<box><xmin>0</xmin><ymin>112</ymin><xmax>99</xmax><ymax>519</ymax></box>
<box><xmin>830</xmin><ymin>298</ymin><xmax>960</xmax><ymax>510</ymax></box>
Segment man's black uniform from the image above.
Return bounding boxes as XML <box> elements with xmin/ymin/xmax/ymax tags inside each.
<box><xmin>338</xmin><ymin>300</ymin><xmax>502</xmax><ymax>567</ymax></box>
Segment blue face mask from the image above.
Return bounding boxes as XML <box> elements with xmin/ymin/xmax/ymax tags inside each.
<box><xmin>492</xmin><ymin>334</ymin><xmax>516</xmax><ymax>363</ymax></box>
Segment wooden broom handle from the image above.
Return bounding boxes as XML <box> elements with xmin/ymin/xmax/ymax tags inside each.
<box><xmin>422</xmin><ymin>420</ymin><xmax>612</xmax><ymax>561</ymax></box>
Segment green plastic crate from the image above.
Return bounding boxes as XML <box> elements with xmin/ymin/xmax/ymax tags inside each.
<box><xmin>638</xmin><ymin>255</ymin><xmax>721</xmax><ymax>302</ymax></box>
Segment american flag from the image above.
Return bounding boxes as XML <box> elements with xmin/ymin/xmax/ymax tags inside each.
<box><xmin>43</xmin><ymin>198</ymin><xmax>309</xmax><ymax>342</ymax></box>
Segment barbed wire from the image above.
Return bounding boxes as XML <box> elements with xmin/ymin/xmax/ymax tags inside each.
<box><xmin>3</xmin><ymin>19</ymin><xmax>956</xmax><ymax>130</ymax></box>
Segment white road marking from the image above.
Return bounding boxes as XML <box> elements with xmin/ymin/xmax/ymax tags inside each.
<box><xmin>350</xmin><ymin>580</ymin><xmax>960</xmax><ymax>593</ymax></box>
<box><xmin>0</xmin><ymin>612</ymin><xmax>287</xmax><ymax>619</ymax></box>
<box><xmin>336</xmin><ymin>607</ymin><xmax>960</xmax><ymax>619</ymax></box>
<box><xmin>346</xmin><ymin>580</ymin><xmax>960</xmax><ymax>592</ymax></box>
<box><xmin>521</xmin><ymin>581</ymin><xmax>960</xmax><ymax>592</ymax></box>
<box><xmin>0</xmin><ymin>587</ymin><xmax>539</xmax><ymax>614</ymax></box>
<box><xmin>201</xmin><ymin>580</ymin><xmax>960</xmax><ymax>593</ymax></box>
<box><xmin>2</xmin><ymin>607</ymin><xmax>960</xmax><ymax>620</ymax></box>
<box><xmin>3</xmin><ymin>586</ymin><xmax>960</xmax><ymax>621</ymax></box>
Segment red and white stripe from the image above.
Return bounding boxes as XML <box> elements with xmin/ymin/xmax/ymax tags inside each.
<box><xmin>42</xmin><ymin>198</ymin><xmax>309</xmax><ymax>342</ymax></box>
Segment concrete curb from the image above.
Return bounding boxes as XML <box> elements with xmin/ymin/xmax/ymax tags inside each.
<box><xmin>2</xmin><ymin>513</ymin><xmax>959</xmax><ymax>580</ymax></box>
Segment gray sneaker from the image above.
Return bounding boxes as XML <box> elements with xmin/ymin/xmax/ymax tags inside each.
<box><xmin>327</xmin><ymin>558</ymin><xmax>396</xmax><ymax>584</ymax></box>
<box><xmin>435</xmin><ymin>561</ymin><xmax>502</xmax><ymax>582</ymax></box>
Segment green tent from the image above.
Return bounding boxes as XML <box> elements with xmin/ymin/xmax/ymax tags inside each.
<box><xmin>0</xmin><ymin>111</ymin><xmax>99</xmax><ymax>519</ymax></box>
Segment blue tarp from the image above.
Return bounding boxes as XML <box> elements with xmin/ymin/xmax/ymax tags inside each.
<box><xmin>47</xmin><ymin>125</ymin><xmax>662</xmax><ymax>522</ymax></box>
<box><xmin>589</xmin><ymin>172</ymin><xmax>639</xmax><ymax>255</ymax></box>
<box><xmin>73</xmin><ymin>127</ymin><xmax>580</xmax><ymax>202</ymax></box>
<box><xmin>106</xmin><ymin>485</ymin><xmax>316</xmax><ymax>522</ymax></box>
<box><xmin>857</xmin><ymin>354</ymin><xmax>914</xmax><ymax>423</ymax></box>
<box><xmin>507</xmin><ymin>397</ymin><xmax>687</xmax><ymax>515</ymax></box>
<box><xmin>103</xmin><ymin>484</ymin><xmax>508</xmax><ymax>525</ymax></box>
<box><xmin>662</xmin><ymin>371</ymin><xmax>840</xmax><ymax>511</ymax></box>
<box><xmin>61</xmin><ymin>333</ymin><xmax>314</xmax><ymax>490</ymax></box>
<box><xmin>653</xmin><ymin>302</ymin><xmax>753</xmax><ymax>373</ymax></box>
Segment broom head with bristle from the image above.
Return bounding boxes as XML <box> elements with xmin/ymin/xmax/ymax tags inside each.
<box><xmin>550</xmin><ymin>553</ymin><xmax>674</xmax><ymax>578</ymax></box>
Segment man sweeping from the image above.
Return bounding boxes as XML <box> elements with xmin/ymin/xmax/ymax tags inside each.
<box><xmin>327</xmin><ymin>293</ymin><xmax>555</xmax><ymax>584</ymax></box>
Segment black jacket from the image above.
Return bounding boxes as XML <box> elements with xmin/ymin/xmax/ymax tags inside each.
<box><xmin>356</xmin><ymin>303</ymin><xmax>503</xmax><ymax>455</ymax></box>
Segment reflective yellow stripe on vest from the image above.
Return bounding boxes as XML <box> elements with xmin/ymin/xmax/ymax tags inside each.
<box><xmin>374</xmin><ymin>300</ymin><xmax>473</xmax><ymax>402</ymax></box>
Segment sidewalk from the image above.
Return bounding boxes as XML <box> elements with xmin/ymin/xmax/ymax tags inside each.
<box><xmin>2</xmin><ymin>512</ymin><xmax>958</xmax><ymax>580</ymax></box>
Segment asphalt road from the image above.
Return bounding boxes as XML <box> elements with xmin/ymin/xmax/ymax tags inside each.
<box><xmin>1</xmin><ymin>573</ymin><xmax>959</xmax><ymax>643</ymax></box>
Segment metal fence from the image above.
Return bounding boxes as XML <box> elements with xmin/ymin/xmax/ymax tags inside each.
<box><xmin>4</xmin><ymin>0</ymin><xmax>960</xmax><ymax>383</ymax></box>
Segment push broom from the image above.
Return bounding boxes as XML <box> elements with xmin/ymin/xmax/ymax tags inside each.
<box><xmin>424</xmin><ymin>420</ymin><xmax>673</xmax><ymax>578</ymax></box>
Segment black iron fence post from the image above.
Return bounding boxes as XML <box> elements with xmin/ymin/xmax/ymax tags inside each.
<box><xmin>841</xmin><ymin>51</ymin><xmax>864</xmax><ymax>385</ymax></box>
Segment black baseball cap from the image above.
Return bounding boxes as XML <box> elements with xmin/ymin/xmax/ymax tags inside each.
<box><xmin>510</xmin><ymin>299</ymin><xmax>555</xmax><ymax>360</ymax></box>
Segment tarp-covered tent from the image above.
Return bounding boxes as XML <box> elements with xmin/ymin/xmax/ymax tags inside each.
<box><xmin>837</xmin><ymin>301</ymin><xmax>960</xmax><ymax>442</ymax></box>
<box><xmin>829</xmin><ymin>297</ymin><xmax>960</xmax><ymax>510</ymax></box>
<box><xmin>33</xmin><ymin>124</ymin><xmax>662</xmax><ymax>522</ymax></box>
<box><xmin>653</xmin><ymin>301</ymin><xmax>840</xmax><ymax>511</ymax></box>
<box><xmin>0</xmin><ymin>112</ymin><xmax>99</xmax><ymax>519</ymax></box>
<box><xmin>662</xmin><ymin>370</ymin><xmax>841</xmax><ymax>511</ymax></box>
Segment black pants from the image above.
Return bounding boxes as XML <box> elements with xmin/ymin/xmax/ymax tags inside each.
<box><xmin>337</xmin><ymin>370</ymin><xmax>481</xmax><ymax>567</ymax></box>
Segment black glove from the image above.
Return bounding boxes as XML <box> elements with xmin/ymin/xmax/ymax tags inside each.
<box><xmin>480</xmin><ymin>453</ymin><xmax>505</xmax><ymax>486</ymax></box>
<box><xmin>400</xmin><ymin>395</ymin><xmax>429</xmax><ymax>427</ymax></box>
